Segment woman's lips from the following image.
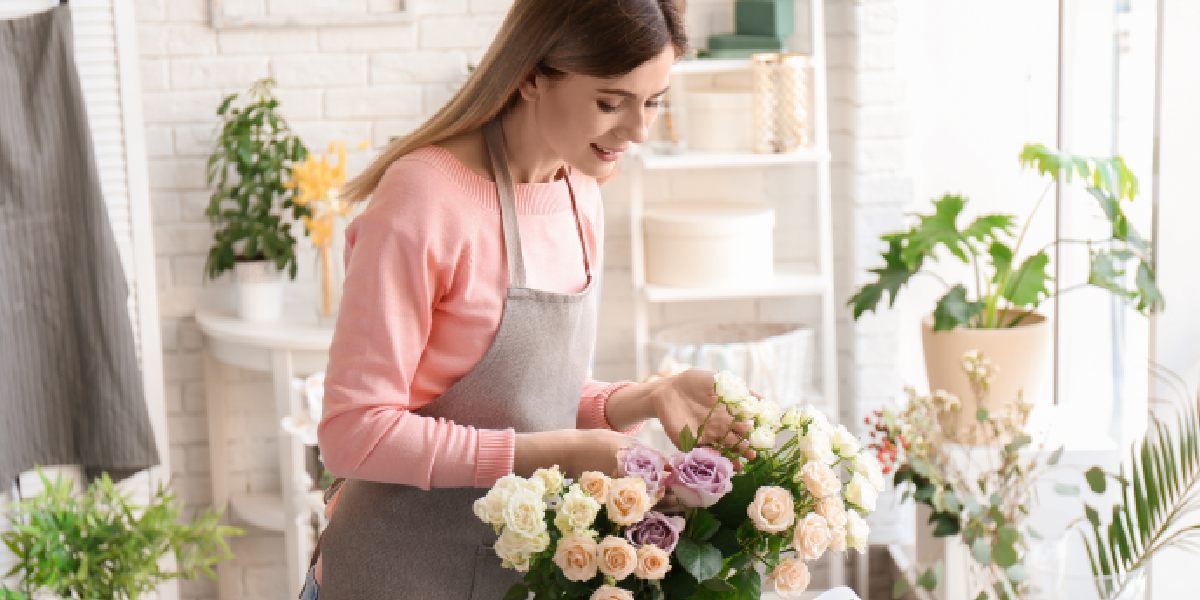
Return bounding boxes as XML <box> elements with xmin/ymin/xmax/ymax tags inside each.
<box><xmin>591</xmin><ymin>143</ymin><xmax>623</xmax><ymax>162</ymax></box>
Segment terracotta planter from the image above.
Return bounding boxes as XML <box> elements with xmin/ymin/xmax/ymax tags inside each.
<box><xmin>921</xmin><ymin>312</ymin><xmax>1049</xmax><ymax>444</ymax></box>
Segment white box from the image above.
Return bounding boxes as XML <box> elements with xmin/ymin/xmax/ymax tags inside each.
<box><xmin>686</xmin><ymin>90</ymin><xmax>755</xmax><ymax>152</ymax></box>
<box><xmin>643</xmin><ymin>203</ymin><xmax>774</xmax><ymax>288</ymax></box>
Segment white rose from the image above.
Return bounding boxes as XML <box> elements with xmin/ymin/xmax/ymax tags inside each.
<box><xmin>494</xmin><ymin>528</ymin><xmax>549</xmax><ymax>572</ymax></box>
<box><xmin>518</xmin><ymin>476</ymin><xmax>547</xmax><ymax>498</ymax></box>
<box><xmin>750</xmin><ymin>426</ymin><xmax>777</xmax><ymax>450</ymax></box>
<box><xmin>555</xmin><ymin>484</ymin><xmax>602</xmax><ymax>534</ymax></box>
<box><xmin>474</xmin><ymin>475</ymin><xmax>525</xmax><ymax>526</ymax></box>
<box><xmin>780</xmin><ymin>407</ymin><xmax>803</xmax><ymax>430</ymax></box>
<box><xmin>533</xmin><ymin>466</ymin><xmax>565</xmax><ymax>497</ymax></box>
<box><xmin>768</xmin><ymin>557</ymin><xmax>812</xmax><ymax>598</ymax></box>
<box><xmin>797</xmin><ymin>461</ymin><xmax>842</xmax><ymax>499</ymax></box>
<box><xmin>831</xmin><ymin>425</ymin><xmax>861</xmax><ymax>457</ymax></box>
<box><xmin>747</xmin><ymin>486</ymin><xmax>796</xmax><ymax>533</ymax></box>
<box><xmin>853</xmin><ymin>451</ymin><xmax>886</xmax><ymax>491</ymax></box>
<box><xmin>799</xmin><ymin>406</ymin><xmax>832</xmax><ymax>433</ymax></box>
<box><xmin>797</xmin><ymin>428</ymin><xmax>836</xmax><ymax>465</ymax></box>
<box><xmin>844</xmin><ymin>472</ymin><xmax>878</xmax><ymax>512</ymax></box>
<box><xmin>828</xmin><ymin>525</ymin><xmax>848</xmax><ymax>552</ymax></box>
<box><xmin>502</xmin><ymin>488</ymin><xmax>548</xmax><ymax>538</ymax></box>
<box><xmin>757</xmin><ymin>399</ymin><xmax>783</xmax><ymax>428</ymax></box>
<box><xmin>732</xmin><ymin>395</ymin><xmax>764</xmax><ymax>421</ymax></box>
<box><xmin>792</xmin><ymin>513</ymin><xmax>832</xmax><ymax>561</ymax></box>
<box><xmin>845</xmin><ymin>511</ymin><xmax>869</xmax><ymax>553</ymax></box>
<box><xmin>714</xmin><ymin>371</ymin><xmax>751</xmax><ymax>403</ymax></box>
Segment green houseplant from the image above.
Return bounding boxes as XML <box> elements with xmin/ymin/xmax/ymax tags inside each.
<box><xmin>204</xmin><ymin>77</ymin><xmax>310</xmax><ymax>321</ymax></box>
<box><xmin>849</xmin><ymin>144</ymin><xmax>1163</xmax><ymax>443</ymax></box>
<box><xmin>0</xmin><ymin>469</ymin><xmax>242</xmax><ymax>599</ymax></box>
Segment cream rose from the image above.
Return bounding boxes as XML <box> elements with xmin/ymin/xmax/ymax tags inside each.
<box><xmin>579</xmin><ymin>471</ymin><xmax>612</xmax><ymax>503</ymax></box>
<box><xmin>747</xmin><ymin>486</ymin><xmax>796</xmax><ymax>533</ymax></box>
<box><xmin>473</xmin><ymin>474</ymin><xmax>526</xmax><ymax>526</ymax></box>
<box><xmin>797</xmin><ymin>428</ymin><xmax>836</xmax><ymax>465</ymax></box>
<box><xmin>606</xmin><ymin>477</ymin><xmax>652</xmax><ymax>526</ymax></box>
<box><xmin>815</xmin><ymin>495</ymin><xmax>847</xmax><ymax>529</ymax></box>
<box><xmin>502</xmin><ymin>488</ymin><xmax>548</xmax><ymax>538</ymax></box>
<box><xmin>797</xmin><ymin>461</ymin><xmax>842</xmax><ymax>499</ymax></box>
<box><xmin>590</xmin><ymin>585</ymin><xmax>635</xmax><ymax>600</ymax></box>
<box><xmin>828</xmin><ymin>525</ymin><xmax>848</xmax><ymax>552</ymax></box>
<box><xmin>533</xmin><ymin>465</ymin><xmax>565</xmax><ymax>497</ymax></box>
<box><xmin>792</xmin><ymin>513</ymin><xmax>832</xmax><ymax>561</ymax></box>
<box><xmin>554</xmin><ymin>534</ymin><xmax>600</xmax><ymax>582</ymax></box>
<box><xmin>555</xmin><ymin>484</ymin><xmax>602</xmax><ymax>534</ymax></box>
<box><xmin>598</xmin><ymin>536</ymin><xmax>638</xmax><ymax>580</ymax></box>
<box><xmin>635</xmin><ymin>544</ymin><xmax>672</xmax><ymax>580</ymax></box>
<box><xmin>780</xmin><ymin>407</ymin><xmax>803</xmax><ymax>430</ymax></box>
<box><xmin>768</xmin><ymin>557</ymin><xmax>812</xmax><ymax>597</ymax></box>
<box><xmin>749</xmin><ymin>426</ymin><xmax>777</xmax><ymax>450</ymax></box>
<box><xmin>845</xmin><ymin>472</ymin><xmax>879</xmax><ymax>511</ymax></box>
<box><xmin>845</xmin><ymin>511</ymin><xmax>869</xmax><ymax>553</ymax></box>
<box><xmin>714</xmin><ymin>370</ymin><xmax>751</xmax><ymax>403</ymax></box>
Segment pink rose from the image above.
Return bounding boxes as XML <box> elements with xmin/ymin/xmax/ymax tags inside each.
<box><xmin>553</xmin><ymin>534</ymin><xmax>599</xmax><ymax>582</ymax></box>
<box><xmin>598</xmin><ymin>536</ymin><xmax>638</xmax><ymax>580</ymax></box>
<box><xmin>747</xmin><ymin>486</ymin><xmax>796</xmax><ymax>533</ymax></box>
<box><xmin>668</xmin><ymin>448</ymin><xmax>734</xmax><ymax>508</ymax></box>
<box><xmin>590</xmin><ymin>585</ymin><xmax>635</xmax><ymax>600</ymax></box>
<box><xmin>634</xmin><ymin>545</ymin><xmax>672</xmax><ymax>580</ymax></box>
<box><xmin>792</xmin><ymin>513</ymin><xmax>832</xmax><ymax>561</ymax></box>
<box><xmin>769</xmin><ymin>557</ymin><xmax>812</xmax><ymax>597</ymax></box>
<box><xmin>798</xmin><ymin>461</ymin><xmax>842</xmax><ymax>499</ymax></box>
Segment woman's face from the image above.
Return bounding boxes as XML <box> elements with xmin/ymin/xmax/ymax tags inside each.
<box><xmin>523</xmin><ymin>46</ymin><xmax>676</xmax><ymax>179</ymax></box>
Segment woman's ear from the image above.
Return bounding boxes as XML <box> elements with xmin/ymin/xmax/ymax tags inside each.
<box><xmin>516</xmin><ymin>72</ymin><xmax>541</xmax><ymax>103</ymax></box>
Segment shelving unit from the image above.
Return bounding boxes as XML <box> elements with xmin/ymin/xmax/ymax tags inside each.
<box><xmin>625</xmin><ymin>0</ymin><xmax>842</xmax><ymax>587</ymax></box>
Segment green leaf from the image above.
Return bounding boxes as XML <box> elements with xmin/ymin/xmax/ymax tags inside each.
<box><xmin>849</xmin><ymin>236</ymin><xmax>921</xmax><ymax>319</ymax></box>
<box><xmin>989</xmin><ymin>242</ymin><xmax>1014</xmax><ymax>286</ymax></box>
<box><xmin>1085</xmin><ymin>467</ymin><xmax>1107</xmax><ymax>494</ymax></box>
<box><xmin>1135</xmin><ymin>261</ymin><xmax>1165</xmax><ymax>313</ymax></box>
<box><xmin>903</xmin><ymin>194</ymin><xmax>971</xmax><ymax>267</ymax></box>
<box><xmin>1003</xmin><ymin>251</ymin><xmax>1051</xmax><ymax>307</ymax></box>
<box><xmin>892</xmin><ymin>579</ymin><xmax>909</xmax><ymax>599</ymax></box>
<box><xmin>729</xmin><ymin>566</ymin><xmax>761</xmax><ymax>599</ymax></box>
<box><xmin>916</xmin><ymin>563</ymin><xmax>942</xmax><ymax>591</ymax></box>
<box><xmin>679</xmin><ymin>426</ymin><xmax>697</xmax><ymax>452</ymax></box>
<box><xmin>992</xmin><ymin>539</ymin><xmax>1018</xmax><ymax>568</ymax></box>
<box><xmin>933</xmin><ymin>285</ymin><xmax>984</xmax><ymax>331</ymax></box>
<box><xmin>1055</xmin><ymin>483</ymin><xmax>1081</xmax><ymax>496</ymax></box>
<box><xmin>1049</xmin><ymin>446</ymin><xmax>1065</xmax><ymax>466</ymax></box>
<box><xmin>686</xmin><ymin>510</ymin><xmax>721</xmax><ymax>542</ymax></box>
<box><xmin>971</xmin><ymin>537</ymin><xmax>991</xmax><ymax>565</ymax></box>
<box><xmin>976</xmin><ymin>408</ymin><xmax>990</xmax><ymax>423</ymax></box>
<box><xmin>502</xmin><ymin>584</ymin><xmax>530</xmax><ymax>600</ymax></box>
<box><xmin>675</xmin><ymin>538</ymin><xmax>723</xmax><ymax>583</ymax></box>
<box><xmin>963</xmin><ymin>214</ymin><xmax>1016</xmax><ymax>243</ymax></box>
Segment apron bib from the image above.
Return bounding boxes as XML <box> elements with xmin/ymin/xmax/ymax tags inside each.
<box><xmin>319</xmin><ymin>117</ymin><xmax>597</xmax><ymax>598</ymax></box>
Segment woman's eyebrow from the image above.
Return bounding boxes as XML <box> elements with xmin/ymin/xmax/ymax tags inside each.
<box><xmin>596</xmin><ymin>86</ymin><xmax>671</xmax><ymax>99</ymax></box>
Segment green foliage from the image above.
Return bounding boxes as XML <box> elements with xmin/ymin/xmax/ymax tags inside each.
<box><xmin>203</xmin><ymin>77</ymin><xmax>310</xmax><ymax>281</ymax></box>
<box><xmin>1074</xmin><ymin>383</ymin><xmax>1200</xmax><ymax>599</ymax></box>
<box><xmin>0</xmin><ymin>468</ymin><xmax>242</xmax><ymax>599</ymax></box>
<box><xmin>850</xmin><ymin>144</ymin><xmax>1163</xmax><ymax>330</ymax></box>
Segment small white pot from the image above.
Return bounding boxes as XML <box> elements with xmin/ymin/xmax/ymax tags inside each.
<box><xmin>233</xmin><ymin>260</ymin><xmax>285</xmax><ymax>322</ymax></box>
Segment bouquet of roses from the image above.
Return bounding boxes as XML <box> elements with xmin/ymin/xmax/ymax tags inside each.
<box><xmin>473</xmin><ymin>372</ymin><xmax>883</xmax><ymax>599</ymax></box>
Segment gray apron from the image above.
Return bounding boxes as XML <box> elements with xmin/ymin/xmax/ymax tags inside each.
<box><xmin>0</xmin><ymin>5</ymin><xmax>159</xmax><ymax>487</ymax></box>
<box><xmin>319</xmin><ymin>117</ymin><xmax>598</xmax><ymax>599</ymax></box>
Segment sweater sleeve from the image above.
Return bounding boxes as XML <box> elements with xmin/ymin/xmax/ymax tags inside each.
<box><xmin>577</xmin><ymin>379</ymin><xmax>645</xmax><ymax>435</ymax></box>
<box><xmin>316</xmin><ymin>166</ymin><xmax>514</xmax><ymax>490</ymax></box>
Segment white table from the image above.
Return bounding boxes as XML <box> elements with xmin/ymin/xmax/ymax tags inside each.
<box><xmin>196</xmin><ymin>308</ymin><xmax>332</xmax><ymax>599</ymax></box>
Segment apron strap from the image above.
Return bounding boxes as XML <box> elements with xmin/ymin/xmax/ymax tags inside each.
<box><xmin>484</xmin><ymin>118</ymin><xmax>528</xmax><ymax>288</ymax></box>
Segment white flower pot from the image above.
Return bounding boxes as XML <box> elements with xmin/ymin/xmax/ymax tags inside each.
<box><xmin>234</xmin><ymin>260</ymin><xmax>284</xmax><ymax>322</ymax></box>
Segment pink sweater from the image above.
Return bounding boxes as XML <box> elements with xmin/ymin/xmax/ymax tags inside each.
<box><xmin>317</xmin><ymin>145</ymin><xmax>640</xmax><ymax>492</ymax></box>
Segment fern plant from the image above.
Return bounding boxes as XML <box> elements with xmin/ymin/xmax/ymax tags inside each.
<box><xmin>1071</xmin><ymin>372</ymin><xmax>1200</xmax><ymax>599</ymax></box>
<box><xmin>849</xmin><ymin>144</ymin><xmax>1164</xmax><ymax>330</ymax></box>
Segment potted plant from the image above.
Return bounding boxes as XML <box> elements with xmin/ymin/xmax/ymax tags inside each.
<box><xmin>850</xmin><ymin>144</ymin><xmax>1163</xmax><ymax>443</ymax></box>
<box><xmin>204</xmin><ymin>77</ymin><xmax>310</xmax><ymax>322</ymax></box>
<box><xmin>0</xmin><ymin>469</ymin><xmax>242</xmax><ymax>599</ymax></box>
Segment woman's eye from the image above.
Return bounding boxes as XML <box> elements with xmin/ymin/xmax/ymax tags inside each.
<box><xmin>646</xmin><ymin>100</ymin><xmax>663</xmax><ymax>109</ymax></box>
<box><xmin>597</xmin><ymin>100</ymin><xmax>619</xmax><ymax>113</ymax></box>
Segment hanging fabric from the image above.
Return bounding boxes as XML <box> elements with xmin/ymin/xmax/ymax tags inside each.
<box><xmin>0</xmin><ymin>5</ymin><xmax>159</xmax><ymax>486</ymax></box>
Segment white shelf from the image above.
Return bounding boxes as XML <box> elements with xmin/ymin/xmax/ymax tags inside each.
<box><xmin>671</xmin><ymin>58</ymin><xmax>753</xmax><ymax>75</ymax></box>
<box><xmin>229</xmin><ymin>491</ymin><xmax>325</xmax><ymax>532</ymax></box>
<box><xmin>642</xmin><ymin>270</ymin><xmax>828</xmax><ymax>303</ymax></box>
<box><xmin>634</xmin><ymin>147</ymin><xmax>829</xmax><ymax>170</ymax></box>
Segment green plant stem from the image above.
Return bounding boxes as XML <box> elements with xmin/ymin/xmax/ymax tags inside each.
<box><xmin>985</xmin><ymin>181</ymin><xmax>1053</xmax><ymax>327</ymax></box>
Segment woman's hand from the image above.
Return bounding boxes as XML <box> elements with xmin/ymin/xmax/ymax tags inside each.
<box><xmin>651</xmin><ymin>369</ymin><xmax>756</xmax><ymax>461</ymax></box>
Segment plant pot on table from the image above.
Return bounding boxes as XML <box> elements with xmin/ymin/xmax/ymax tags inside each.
<box><xmin>234</xmin><ymin>259</ymin><xmax>285</xmax><ymax>322</ymax></box>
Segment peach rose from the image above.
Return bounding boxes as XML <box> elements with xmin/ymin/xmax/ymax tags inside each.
<box><xmin>590</xmin><ymin>585</ymin><xmax>635</xmax><ymax>600</ymax></box>
<box><xmin>792</xmin><ymin>513</ymin><xmax>832</xmax><ymax>561</ymax></box>
<box><xmin>635</xmin><ymin>544</ymin><xmax>672</xmax><ymax>580</ymax></box>
<box><xmin>815</xmin><ymin>495</ymin><xmax>847</xmax><ymax>529</ymax></box>
<box><xmin>553</xmin><ymin>534</ymin><xmax>599</xmax><ymax>582</ymax></box>
<box><xmin>606</xmin><ymin>477</ymin><xmax>652</xmax><ymax>526</ymax></box>
<box><xmin>747</xmin><ymin>486</ymin><xmax>796</xmax><ymax>533</ymax></box>
<box><xmin>769</xmin><ymin>557</ymin><xmax>812</xmax><ymax>597</ymax></box>
<box><xmin>798</xmin><ymin>461</ymin><xmax>842</xmax><ymax>499</ymax></box>
<box><xmin>579</xmin><ymin>471</ymin><xmax>612</xmax><ymax>503</ymax></box>
<box><xmin>828</xmin><ymin>525</ymin><xmax>848</xmax><ymax>552</ymax></box>
<box><xmin>598</xmin><ymin>536</ymin><xmax>638</xmax><ymax>580</ymax></box>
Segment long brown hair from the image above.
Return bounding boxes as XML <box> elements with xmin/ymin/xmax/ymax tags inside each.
<box><xmin>341</xmin><ymin>0</ymin><xmax>687</xmax><ymax>203</ymax></box>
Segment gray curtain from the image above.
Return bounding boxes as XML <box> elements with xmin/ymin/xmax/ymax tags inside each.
<box><xmin>0</xmin><ymin>5</ymin><xmax>159</xmax><ymax>486</ymax></box>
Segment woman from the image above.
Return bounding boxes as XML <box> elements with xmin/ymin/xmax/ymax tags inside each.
<box><xmin>307</xmin><ymin>1</ymin><xmax>756</xmax><ymax>597</ymax></box>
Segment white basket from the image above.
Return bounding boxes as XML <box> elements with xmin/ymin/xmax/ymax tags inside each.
<box><xmin>649</xmin><ymin>322</ymin><xmax>813</xmax><ymax>407</ymax></box>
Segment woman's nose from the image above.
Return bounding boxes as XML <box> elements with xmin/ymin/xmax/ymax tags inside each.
<box><xmin>622</xmin><ymin>109</ymin><xmax>650</xmax><ymax>144</ymax></box>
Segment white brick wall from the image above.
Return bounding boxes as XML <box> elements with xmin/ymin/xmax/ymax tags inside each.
<box><xmin>137</xmin><ymin>1</ymin><xmax>909</xmax><ymax>597</ymax></box>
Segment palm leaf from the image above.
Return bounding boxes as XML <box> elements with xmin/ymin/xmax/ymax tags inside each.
<box><xmin>1078</xmin><ymin>388</ymin><xmax>1200</xmax><ymax>598</ymax></box>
